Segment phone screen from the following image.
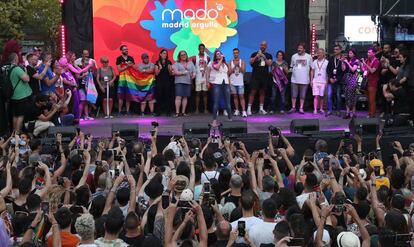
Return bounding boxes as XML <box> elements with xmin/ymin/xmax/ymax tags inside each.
<box><xmin>237</xmin><ymin>221</ymin><xmax>246</xmax><ymax>236</ymax></box>
<box><xmin>114</xmin><ymin>168</ymin><xmax>120</xmax><ymax>177</ymax></box>
<box><xmin>162</xmin><ymin>195</ymin><xmax>170</xmax><ymax>209</ymax></box>
<box><xmin>41</xmin><ymin>202</ymin><xmax>49</xmax><ymax>214</ymax></box>
<box><xmin>204</xmin><ymin>182</ymin><xmax>210</xmax><ymax>193</ymax></box>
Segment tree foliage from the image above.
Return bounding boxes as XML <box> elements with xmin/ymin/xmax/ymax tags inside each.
<box><xmin>0</xmin><ymin>0</ymin><xmax>27</xmax><ymax>47</ymax></box>
<box><xmin>0</xmin><ymin>0</ymin><xmax>61</xmax><ymax>52</ymax></box>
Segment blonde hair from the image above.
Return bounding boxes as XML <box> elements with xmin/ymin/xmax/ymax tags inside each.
<box><xmin>75</xmin><ymin>213</ymin><xmax>95</xmax><ymax>240</ymax></box>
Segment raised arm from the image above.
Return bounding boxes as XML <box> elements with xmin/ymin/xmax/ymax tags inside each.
<box><xmin>103</xmin><ymin>175</ymin><xmax>125</xmax><ymax>214</ymax></box>
<box><xmin>75</xmin><ymin>150</ymin><xmax>91</xmax><ymax>189</ymax></box>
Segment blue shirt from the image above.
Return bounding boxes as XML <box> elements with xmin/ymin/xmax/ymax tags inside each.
<box><xmin>38</xmin><ymin>64</ymin><xmax>56</xmax><ymax>94</ymax></box>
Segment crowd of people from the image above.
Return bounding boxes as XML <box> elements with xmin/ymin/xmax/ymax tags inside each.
<box><xmin>0</xmin><ymin>121</ymin><xmax>412</xmax><ymax>247</ymax></box>
<box><xmin>0</xmin><ymin>40</ymin><xmax>412</xmax><ymax>137</ymax></box>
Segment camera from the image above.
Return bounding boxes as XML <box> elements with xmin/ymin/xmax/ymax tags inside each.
<box><xmin>151</xmin><ymin>121</ymin><xmax>159</xmax><ymax>128</ymax></box>
<box><xmin>57</xmin><ymin>177</ymin><xmax>65</xmax><ymax>186</ymax></box>
<box><xmin>268</xmin><ymin>126</ymin><xmax>281</xmax><ymax>136</ymax></box>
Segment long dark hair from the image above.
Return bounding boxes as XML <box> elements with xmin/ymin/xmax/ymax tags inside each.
<box><xmin>157</xmin><ymin>49</ymin><xmax>170</xmax><ymax>65</ymax></box>
<box><xmin>348</xmin><ymin>48</ymin><xmax>358</xmax><ymax>62</ymax></box>
<box><xmin>213</xmin><ymin>50</ymin><xmax>226</xmax><ymax>64</ymax></box>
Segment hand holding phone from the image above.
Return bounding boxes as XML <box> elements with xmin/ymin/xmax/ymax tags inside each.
<box><xmin>237</xmin><ymin>221</ymin><xmax>246</xmax><ymax>236</ymax></box>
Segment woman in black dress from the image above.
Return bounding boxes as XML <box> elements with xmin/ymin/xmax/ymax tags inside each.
<box><xmin>154</xmin><ymin>49</ymin><xmax>174</xmax><ymax>116</ymax></box>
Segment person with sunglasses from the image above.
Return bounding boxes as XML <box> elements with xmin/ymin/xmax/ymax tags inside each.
<box><xmin>97</xmin><ymin>56</ymin><xmax>116</xmax><ymax>118</ymax></box>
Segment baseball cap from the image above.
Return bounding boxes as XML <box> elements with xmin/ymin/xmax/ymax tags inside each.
<box><xmin>337</xmin><ymin>231</ymin><xmax>361</xmax><ymax>247</ymax></box>
<box><xmin>369</xmin><ymin>159</ymin><xmax>385</xmax><ymax>176</ymax></box>
<box><xmin>180</xmin><ymin>189</ymin><xmax>193</xmax><ymax>201</ymax></box>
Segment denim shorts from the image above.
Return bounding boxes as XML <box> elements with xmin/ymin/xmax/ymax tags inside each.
<box><xmin>175</xmin><ymin>83</ymin><xmax>192</xmax><ymax>97</ymax></box>
<box><xmin>231</xmin><ymin>85</ymin><xmax>245</xmax><ymax>95</ymax></box>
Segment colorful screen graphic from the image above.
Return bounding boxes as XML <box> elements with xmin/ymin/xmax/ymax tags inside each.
<box><xmin>93</xmin><ymin>0</ymin><xmax>285</xmax><ymax>72</ymax></box>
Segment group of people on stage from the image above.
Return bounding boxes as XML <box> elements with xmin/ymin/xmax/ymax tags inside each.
<box><xmin>0</xmin><ymin>39</ymin><xmax>411</xmax><ymax>136</ymax></box>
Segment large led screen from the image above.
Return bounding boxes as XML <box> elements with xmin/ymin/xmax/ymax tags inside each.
<box><xmin>93</xmin><ymin>0</ymin><xmax>285</xmax><ymax>72</ymax></box>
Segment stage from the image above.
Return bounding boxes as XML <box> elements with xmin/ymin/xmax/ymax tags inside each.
<box><xmin>78</xmin><ymin>111</ymin><xmax>369</xmax><ymax>138</ymax></box>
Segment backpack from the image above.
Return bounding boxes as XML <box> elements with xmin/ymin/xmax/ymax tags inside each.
<box><xmin>0</xmin><ymin>64</ymin><xmax>19</xmax><ymax>100</ymax></box>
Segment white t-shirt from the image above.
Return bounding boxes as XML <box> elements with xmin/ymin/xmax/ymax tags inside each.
<box><xmin>311</xmin><ymin>58</ymin><xmax>329</xmax><ymax>84</ymax></box>
<box><xmin>249</xmin><ymin>221</ymin><xmax>278</xmax><ymax>247</ymax></box>
<box><xmin>208</xmin><ymin>61</ymin><xmax>229</xmax><ymax>85</ymax></box>
<box><xmin>195</xmin><ymin>54</ymin><xmax>209</xmax><ymax>83</ymax></box>
<box><xmin>231</xmin><ymin>217</ymin><xmax>263</xmax><ymax>244</ymax></box>
<box><xmin>291</xmin><ymin>53</ymin><xmax>313</xmax><ymax>84</ymax></box>
<box><xmin>201</xmin><ymin>170</ymin><xmax>220</xmax><ymax>184</ymax></box>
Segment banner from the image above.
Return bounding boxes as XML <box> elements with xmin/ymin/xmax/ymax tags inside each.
<box><xmin>93</xmin><ymin>0</ymin><xmax>285</xmax><ymax>72</ymax></box>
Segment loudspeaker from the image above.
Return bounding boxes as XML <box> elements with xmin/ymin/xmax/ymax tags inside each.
<box><xmin>47</xmin><ymin>126</ymin><xmax>77</xmax><ymax>141</ymax></box>
<box><xmin>182</xmin><ymin>122</ymin><xmax>210</xmax><ymax>136</ymax></box>
<box><xmin>222</xmin><ymin>121</ymin><xmax>247</xmax><ymax>137</ymax></box>
<box><xmin>290</xmin><ymin>119</ymin><xmax>319</xmax><ymax>134</ymax></box>
<box><xmin>349</xmin><ymin>118</ymin><xmax>379</xmax><ymax>135</ymax></box>
<box><xmin>112</xmin><ymin>124</ymin><xmax>139</xmax><ymax>140</ymax></box>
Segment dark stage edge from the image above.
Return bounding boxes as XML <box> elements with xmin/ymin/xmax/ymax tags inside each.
<box><xmin>78</xmin><ymin>111</ymin><xmax>369</xmax><ymax>138</ymax></box>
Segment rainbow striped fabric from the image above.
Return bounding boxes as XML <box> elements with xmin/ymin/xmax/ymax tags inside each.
<box><xmin>117</xmin><ymin>66</ymin><xmax>155</xmax><ymax>102</ymax></box>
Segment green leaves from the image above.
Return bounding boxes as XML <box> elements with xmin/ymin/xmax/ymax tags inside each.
<box><xmin>0</xmin><ymin>0</ymin><xmax>61</xmax><ymax>53</ymax></box>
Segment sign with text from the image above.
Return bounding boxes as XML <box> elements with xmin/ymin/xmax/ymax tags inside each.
<box><xmin>344</xmin><ymin>16</ymin><xmax>378</xmax><ymax>42</ymax></box>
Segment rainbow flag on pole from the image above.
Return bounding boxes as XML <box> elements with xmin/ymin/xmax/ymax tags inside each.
<box><xmin>117</xmin><ymin>67</ymin><xmax>155</xmax><ymax>102</ymax></box>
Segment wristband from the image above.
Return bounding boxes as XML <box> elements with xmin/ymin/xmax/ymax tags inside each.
<box><xmin>371</xmin><ymin>183</ymin><xmax>376</xmax><ymax>187</ymax></box>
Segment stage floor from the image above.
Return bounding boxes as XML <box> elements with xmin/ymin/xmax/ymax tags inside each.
<box><xmin>78</xmin><ymin>111</ymin><xmax>369</xmax><ymax>138</ymax></box>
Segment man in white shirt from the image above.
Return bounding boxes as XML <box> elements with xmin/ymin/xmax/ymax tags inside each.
<box><xmin>310</xmin><ymin>48</ymin><xmax>329</xmax><ymax>115</ymax></box>
<box><xmin>229</xmin><ymin>48</ymin><xmax>247</xmax><ymax>117</ymax></box>
<box><xmin>289</xmin><ymin>43</ymin><xmax>313</xmax><ymax>114</ymax></box>
<box><xmin>249</xmin><ymin>198</ymin><xmax>278</xmax><ymax>247</ymax></box>
<box><xmin>231</xmin><ymin>190</ymin><xmax>263</xmax><ymax>244</ymax></box>
<box><xmin>192</xmin><ymin>43</ymin><xmax>210</xmax><ymax>114</ymax></box>
<box><xmin>75</xmin><ymin>49</ymin><xmax>97</xmax><ymax>68</ymax></box>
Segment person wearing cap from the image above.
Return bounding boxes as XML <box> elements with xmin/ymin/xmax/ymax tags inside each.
<box><xmin>46</xmin><ymin>207</ymin><xmax>80</xmax><ymax>247</ymax></box>
<box><xmin>369</xmin><ymin>159</ymin><xmax>390</xmax><ymax>189</ymax></box>
<box><xmin>137</xmin><ymin>53</ymin><xmax>156</xmax><ymax>116</ymax></box>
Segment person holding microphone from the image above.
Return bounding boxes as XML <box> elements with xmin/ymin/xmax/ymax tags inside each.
<box><xmin>207</xmin><ymin>50</ymin><xmax>233</xmax><ymax>126</ymax></box>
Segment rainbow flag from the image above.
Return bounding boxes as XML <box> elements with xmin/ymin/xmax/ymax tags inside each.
<box><xmin>117</xmin><ymin>66</ymin><xmax>155</xmax><ymax>102</ymax></box>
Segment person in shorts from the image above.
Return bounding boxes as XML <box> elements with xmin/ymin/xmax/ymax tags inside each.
<box><xmin>228</xmin><ymin>48</ymin><xmax>247</xmax><ymax>117</ymax></box>
<box><xmin>288</xmin><ymin>42</ymin><xmax>313</xmax><ymax>114</ymax></box>
<box><xmin>310</xmin><ymin>48</ymin><xmax>328</xmax><ymax>115</ymax></box>
<box><xmin>192</xmin><ymin>44</ymin><xmax>210</xmax><ymax>114</ymax></box>
<box><xmin>247</xmin><ymin>41</ymin><xmax>273</xmax><ymax>115</ymax></box>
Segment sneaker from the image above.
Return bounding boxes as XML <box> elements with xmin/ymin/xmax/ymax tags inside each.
<box><xmin>287</xmin><ymin>108</ymin><xmax>296</xmax><ymax>114</ymax></box>
<box><xmin>242</xmin><ymin>111</ymin><xmax>247</xmax><ymax>117</ymax></box>
<box><xmin>319</xmin><ymin>109</ymin><xmax>325</xmax><ymax>114</ymax></box>
<box><xmin>259</xmin><ymin>109</ymin><xmax>267</xmax><ymax>115</ymax></box>
<box><xmin>313</xmin><ymin>110</ymin><xmax>318</xmax><ymax>115</ymax></box>
<box><xmin>299</xmin><ymin>109</ymin><xmax>305</xmax><ymax>114</ymax></box>
<box><xmin>280</xmin><ymin>110</ymin><xmax>285</xmax><ymax>114</ymax></box>
<box><xmin>109</xmin><ymin>115</ymin><xmax>114</xmax><ymax>119</ymax></box>
<box><xmin>223</xmin><ymin>110</ymin><xmax>228</xmax><ymax>116</ymax></box>
<box><xmin>268</xmin><ymin>110</ymin><xmax>274</xmax><ymax>114</ymax></box>
<box><xmin>325</xmin><ymin>111</ymin><xmax>332</xmax><ymax>117</ymax></box>
<box><xmin>86</xmin><ymin>117</ymin><xmax>94</xmax><ymax>120</ymax></box>
<box><xmin>247</xmin><ymin>109</ymin><xmax>252</xmax><ymax>116</ymax></box>
<box><xmin>234</xmin><ymin>110</ymin><xmax>240</xmax><ymax>116</ymax></box>
<box><xmin>104</xmin><ymin>115</ymin><xmax>109</xmax><ymax>119</ymax></box>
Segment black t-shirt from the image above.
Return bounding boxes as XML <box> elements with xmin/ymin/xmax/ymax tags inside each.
<box><xmin>26</xmin><ymin>65</ymin><xmax>40</xmax><ymax>95</ymax></box>
<box><xmin>224</xmin><ymin>194</ymin><xmax>241</xmax><ymax>208</ymax></box>
<box><xmin>260</xmin><ymin>244</ymin><xmax>275</xmax><ymax>247</ymax></box>
<box><xmin>213</xmin><ymin>240</ymin><xmax>229</xmax><ymax>247</ymax></box>
<box><xmin>380</xmin><ymin>55</ymin><xmax>401</xmax><ymax>84</ymax></box>
<box><xmin>116</xmin><ymin>55</ymin><xmax>135</xmax><ymax>66</ymax></box>
<box><xmin>120</xmin><ymin>233</ymin><xmax>145</xmax><ymax>247</ymax></box>
<box><xmin>392</xmin><ymin>88</ymin><xmax>409</xmax><ymax>114</ymax></box>
<box><xmin>327</xmin><ymin>56</ymin><xmax>344</xmax><ymax>82</ymax></box>
<box><xmin>24</xmin><ymin>103</ymin><xmax>42</xmax><ymax>122</ymax></box>
<box><xmin>208</xmin><ymin>232</ymin><xmax>218</xmax><ymax>246</ymax></box>
<box><xmin>250</xmin><ymin>51</ymin><xmax>272</xmax><ymax>78</ymax></box>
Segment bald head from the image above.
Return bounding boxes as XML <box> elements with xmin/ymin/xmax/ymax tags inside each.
<box><xmin>216</xmin><ymin>221</ymin><xmax>231</xmax><ymax>240</ymax></box>
<box><xmin>260</xmin><ymin>41</ymin><xmax>267</xmax><ymax>52</ymax></box>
